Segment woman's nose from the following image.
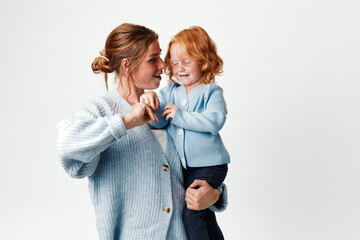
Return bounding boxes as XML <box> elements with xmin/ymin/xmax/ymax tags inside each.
<box><xmin>159</xmin><ymin>58</ymin><xmax>166</xmax><ymax>69</ymax></box>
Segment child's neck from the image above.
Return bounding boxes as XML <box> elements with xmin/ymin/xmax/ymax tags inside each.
<box><xmin>185</xmin><ymin>80</ymin><xmax>203</xmax><ymax>93</ymax></box>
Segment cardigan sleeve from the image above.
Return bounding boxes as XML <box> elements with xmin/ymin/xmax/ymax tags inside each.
<box><xmin>171</xmin><ymin>85</ymin><xmax>227</xmax><ymax>135</ymax></box>
<box><xmin>209</xmin><ymin>183</ymin><xmax>228</xmax><ymax>212</ymax></box>
<box><xmin>56</xmin><ymin>98</ymin><xmax>127</xmax><ymax>178</ymax></box>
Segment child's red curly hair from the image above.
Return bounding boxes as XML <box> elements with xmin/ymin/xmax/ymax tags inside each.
<box><xmin>164</xmin><ymin>26</ymin><xmax>223</xmax><ymax>84</ymax></box>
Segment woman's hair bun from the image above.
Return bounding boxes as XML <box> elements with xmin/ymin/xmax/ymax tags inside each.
<box><xmin>91</xmin><ymin>51</ymin><xmax>113</xmax><ymax>74</ymax></box>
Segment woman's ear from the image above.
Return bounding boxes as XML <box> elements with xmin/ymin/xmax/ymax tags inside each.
<box><xmin>121</xmin><ymin>58</ymin><xmax>130</xmax><ymax>75</ymax></box>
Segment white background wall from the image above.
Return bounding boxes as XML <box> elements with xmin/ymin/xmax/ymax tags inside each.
<box><xmin>0</xmin><ymin>0</ymin><xmax>359</xmax><ymax>239</ymax></box>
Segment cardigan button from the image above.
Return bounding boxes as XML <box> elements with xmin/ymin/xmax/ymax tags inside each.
<box><xmin>181</xmin><ymin>100</ymin><xmax>187</xmax><ymax>106</ymax></box>
<box><xmin>162</xmin><ymin>165</ymin><xmax>169</xmax><ymax>171</ymax></box>
<box><xmin>163</xmin><ymin>207</ymin><xmax>170</xmax><ymax>213</ymax></box>
<box><xmin>177</xmin><ymin>129</ymin><xmax>184</xmax><ymax>135</ymax></box>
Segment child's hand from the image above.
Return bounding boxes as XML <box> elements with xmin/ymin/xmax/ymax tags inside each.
<box><xmin>162</xmin><ymin>103</ymin><xmax>178</xmax><ymax>120</ymax></box>
<box><xmin>140</xmin><ymin>91</ymin><xmax>159</xmax><ymax>110</ymax></box>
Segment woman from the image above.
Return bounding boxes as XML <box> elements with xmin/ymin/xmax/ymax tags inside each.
<box><xmin>56</xmin><ymin>23</ymin><xmax>227</xmax><ymax>240</ymax></box>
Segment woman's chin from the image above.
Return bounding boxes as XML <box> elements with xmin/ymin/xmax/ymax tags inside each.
<box><xmin>146</xmin><ymin>82</ymin><xmax>160</xmax><ymax>90</ymax></box>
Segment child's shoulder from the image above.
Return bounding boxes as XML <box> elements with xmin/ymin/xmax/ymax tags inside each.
<box><xmin>168</xmin><ymin>81</ymin><xmax>181</xmax><ymax>88</ymax></box>
<box><xmin>161</xmin><ymin>81</ymin><xmax>181</xmax><ymax>92</ymax></box>
<box><xmin>204</xmin><ymin>82</ymin><xmax>224</xmax><ymax>93</ymax></box>
<box><xmin>201</xmin><ymin>83</ymin><xmax>226</xmax><ymax>102</ymax></box>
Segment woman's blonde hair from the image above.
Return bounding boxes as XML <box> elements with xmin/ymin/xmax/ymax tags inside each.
<box><xmin>91</xmin><ymin>23</ymin><xmax>158</xmax><ymax>90</ymax></box>
<box><xmin>164</xmin><ymin>26</ymin><xmax>223</xmax><ymax>84</ymax></box>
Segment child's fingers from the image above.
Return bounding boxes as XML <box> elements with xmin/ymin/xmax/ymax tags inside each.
<box><xmin>164</xmin><ymin>103</ymin><xmax>175</xmax><ymax>110</ymax></box>
<box><xmin>161</xmin><ymin>109</ymin><xmax>171</xmax><ymax>117</ymax></box>
<box><xmin>162</xmin><ymin>109</ymin><xmax>175</xmax><ymax>118</ymax></box>
<box><xmin>140</xmin><ymin>96</ymin><xmax>146</xmax><ymax>104</ymax></box>
<box><xmin>148</xmin><ymin>96</ymin><xmax>156</xmax><ymax>110</ymax></box>
<box><xmin>140</xmin><ymin>96</ymin><xmax>149</xmax><ymax>106</ymax></box>
<box><xmin>163</xmin><ymin>106</ymin><xmax>174</xmax><ymax>113</ymax></box>
<box><xmin>145</xmin><ymin>105</ymin><xmax>158</xmax><ymax>122</ymax></box>
<box><xmin>155</xmin><ymin>97</ymin><xmax>160</xmax><ymax>109</ymax></box>
<box><xmin>165</xmin><ymin>112</ymin><xmax>175</xmax><ymax>121</ymax></box>
<box><xmin>141</xmin><ymin>96</ymin><xmax>157</xmax><ymax>110</ymax></box>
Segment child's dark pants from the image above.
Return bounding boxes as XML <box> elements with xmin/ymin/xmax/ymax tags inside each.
<box><xmin>183</xmin><ymin>164</ymin><xmax>228</xmax><ymax>240</ymax></box>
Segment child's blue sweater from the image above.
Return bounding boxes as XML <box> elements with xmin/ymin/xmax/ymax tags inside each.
<box><xmin>150</xmin><ymin>82</ymin><xmax>231</xmax><ymax>167</ymax></box>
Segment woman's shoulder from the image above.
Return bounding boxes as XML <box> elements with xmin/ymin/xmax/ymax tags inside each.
<box><xmin>88</xmin><ymin>93</ymin><xmax>114</xmax><ymax>109</ymax></box>
<box><xmin>77</xmin><ymin>91</ymin><xmax>122</xmax><ymax>118</ymax></box>
<box><xmin>102</xmin><ymin>90</ymin><xmax>124</xmax><ymax>105</ymax></box>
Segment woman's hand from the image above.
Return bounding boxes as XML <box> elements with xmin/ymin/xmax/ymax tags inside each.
<box><xmin>185</xmin><ymin>180</ymin><xmax>220</xmax><ymax>210</ymax></box>
<box><xmin>162</xmin><ymin>103</ymin><xmax>178</xmax><ymax>120</ymax></box>
<box><xmin>140</xmin><ymin>91</ymin><xmax>159</xmax><ymax>110</ymax></box>
<box><xmin>123</xmin><ymin>102</ymin><xmax>158</xmax><ymax>130</ymax></box>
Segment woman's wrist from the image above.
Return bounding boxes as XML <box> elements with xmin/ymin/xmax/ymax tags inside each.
<box><xmin>214</xmin><ymin>188</ymin><xmax>221</xmax><ymax>201</ymax></box>
<box><xmin>209</xmin><ymin>184</ymin><xmax>228</xmax><ymax>212</ymax></box>
<box><xmin>123</xmin><ymin>113</ymin><xmax>136</xmax><ymax>130</ymax></box>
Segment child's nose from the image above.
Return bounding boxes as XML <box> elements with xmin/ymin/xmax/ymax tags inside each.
<box><xmin>178</xmin><ymin>64</ymin><xmax>185</xmax><ymax>72</ymax></box>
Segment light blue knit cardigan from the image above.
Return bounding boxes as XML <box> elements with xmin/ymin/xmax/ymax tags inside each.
<box><xmin>150</xmin><ymin>82</ymin><xmax>230</xmax><ymax>168</ymax></box>
<box><xmin>56</xmin><ymin>90</ymin><xmax>227</xmax><ymax>240</ymax></box>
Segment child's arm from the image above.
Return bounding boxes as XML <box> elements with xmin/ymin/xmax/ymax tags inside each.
<box><xmin>170</xmin><ymin>85</ymin><xmax>227</xmax><ymax>135</ymax></box>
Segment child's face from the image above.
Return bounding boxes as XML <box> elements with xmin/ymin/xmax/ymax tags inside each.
<box><xmin>169</xmin><ymin>43</ymin><xmax>202</xmax><ymax>89</ymax></box>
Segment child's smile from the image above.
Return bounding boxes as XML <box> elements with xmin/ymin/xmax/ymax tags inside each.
<box><xmin>170</xmin><ymin>43</ymin><xmax>203</xmax><ymax>92</ymax></box>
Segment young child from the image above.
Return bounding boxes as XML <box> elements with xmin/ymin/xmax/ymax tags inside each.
<box><xmin>141</xmin><ymin>26</ymin><xmax>230</xmax><ymax>240</ymax></box>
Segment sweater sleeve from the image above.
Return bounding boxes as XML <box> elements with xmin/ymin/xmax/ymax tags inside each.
<box><xmin>171</xmin><ymin>85</ymin><xmax>227</xmax><ymax>135</ymax></box>
<box><xmin>209</xmin><ymin>183</ymin><xmax>228</xmax><ymax>212</ymax></box>
<box><xmin>56</xmin><ymin>98</ymin><xmax>127</xmax><ymax>178</ymax></box>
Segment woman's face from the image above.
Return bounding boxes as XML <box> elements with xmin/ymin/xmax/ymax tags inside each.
<box><xmin>131</xmin><ymin>40</ymin><xmax>166</xmax><ymax>90</ymax></box>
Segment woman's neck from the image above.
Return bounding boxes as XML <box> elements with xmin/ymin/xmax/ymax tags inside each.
<box><xmin>117</xmin><ymin>78</ymin><xmax>144</xmax><ymax>106</ymax></box>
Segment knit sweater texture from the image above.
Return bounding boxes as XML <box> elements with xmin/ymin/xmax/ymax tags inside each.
<box><xmin>56</xmin><ymin>90</ymin><xmax>227</xmax><ymax>240</ymax></box>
